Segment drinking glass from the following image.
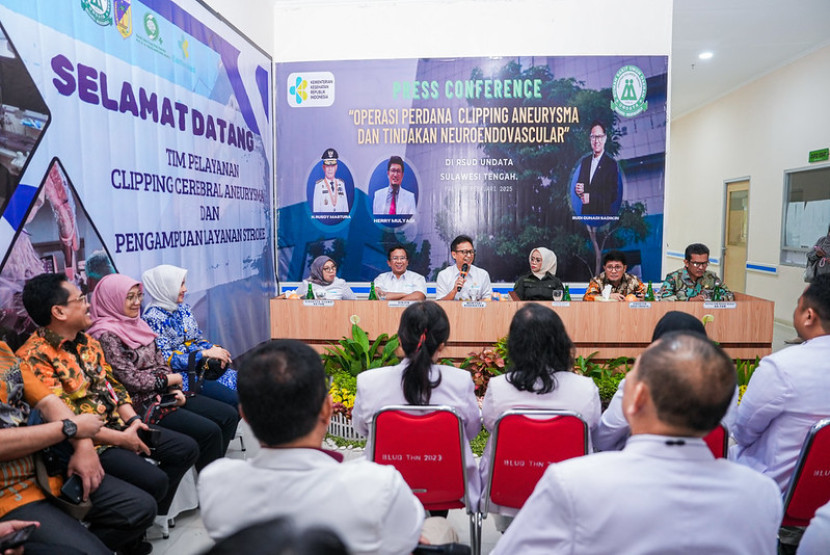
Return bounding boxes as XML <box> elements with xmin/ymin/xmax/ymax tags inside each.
<box><xmin>553</xmin><ymin>289</ymin><xmax>564</xmax><ymax>302</ymax></box>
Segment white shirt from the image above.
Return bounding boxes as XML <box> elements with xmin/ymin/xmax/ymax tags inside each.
<box><xmin>299</xmin><ymin>278</ymin><xmax>356</xmax><ymax>300</ymax></box>
<box><xmin>733</xmin><ymin>334</ymin><xmax>830</xmax><ymax>493</ymax></box>
<box><xmin>595</xmin><ymin>378</ymin><xmax>740</xmax><ymax>452</ymax></box>
<box><xmin>198</xmin><ymin>448</ymin><xmax>424</xmax><ymax>555</ymax></box>
<box><xmin>493</xmin><ymin>435</ymin><xmax>782</xmax><ymax>555</ymax></box>
<box><xmin>480</xmin><ymin>372</ymin><xmax>601</xmax><ymax>515</ymax></box>
<box><xmin>372</xmin><ymin>186</ymin><xmax>416</xmax><ymax>215</ymax></box>
<box><xmin>798</xmin><ymin>499</ymin><xmax>830</xmax><ymax>555</ymax></box>
<box><xmin>435</xmin><ymin>264</ymin><xmax>492</xmax><ymax>301</ymax></box>
<box><xmin>313</xmin><ymin>178</ymin><xmax>349</xmax><ymax>213</ymax></box>
<box><xmin>352</xmin><ymin>360</ymin><xmax>483</xmax><ymax>505</ymax></box>
<box><xmin>373</xmin><ymin>270</ymin><xmax>427</xmax><ymax>297</ymax></box>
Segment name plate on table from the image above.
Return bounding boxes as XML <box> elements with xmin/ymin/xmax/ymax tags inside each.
<box><xmin>703</xmin><ymin>302</ymin><xmax>737</xmax><ymax>309</ymax></box>
<box><xmin>628</xmin><ymin>302</ymin><xmax>653</xmax><ymax>309</ymax></box>
<box><xmin>462</xmin><ymin>301</ymin><xmax>487</xmax><ymax>308</ymax></box>
<box><xmin>387</xmin><ymin>301</ymin><xmax>414</xmax><ymax>308</ymax></box>
<box><xmin>302</xmin><ymin>299</ymin><xmax>335</xmax><ymax>307</ymax></box>
<box><xmin>551</xmin><ymin>302</ymin><xmax>571</xmax><ymax>307</ymax></box>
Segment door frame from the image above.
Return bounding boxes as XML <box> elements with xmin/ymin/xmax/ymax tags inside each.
<box><xmin>721</xmin><ymin>177</ymin><xmax>750</xmax><ymax>289</ymax></box>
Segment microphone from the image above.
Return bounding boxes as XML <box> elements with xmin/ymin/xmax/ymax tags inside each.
<box><xmin>457</xmin><ymin>263</ymin><xmax>469</xmax><ymax>292</ymax></box>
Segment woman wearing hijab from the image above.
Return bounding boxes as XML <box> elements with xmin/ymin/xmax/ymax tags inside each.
<box><xmin>141</xmin><ymin>265</ymin><xmax>238</xmax><ymax>407</ymax></box>
<box><xmin>510</xmin><ymin>247</ymin><xmax>564</xmax><ymax>301</ymax></box>
<box><xmin>89</xmin><ymin>274</ymin><xmax>238</xmax><ymax>470</ymax></box>
<box><xmin>299</xmin><ymin>256</ymin><xmax>356</xmax><ymax>300</ymax></box>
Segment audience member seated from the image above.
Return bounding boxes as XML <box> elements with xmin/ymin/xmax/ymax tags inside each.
<box><xmin>198</xmin><ymin>339</ymin><xmax>428</xmax><ymax>555</ymax></box>
<box><xmin>142</xmin><ymin>264</ymin><xmax>239</xmax><ymax>407</ymax></box>
<box><xmin>435</xmin><ymin>235</ymin><xmax>492</xmax><ymax>301</ymax></box>
<box><xmin>206</xmin><ymin>517</ymin><xmax>350</xmax><ymax>555</ymax></box>
<box><xmin>89</xmin><ymin>273</ymin><xmax>239</xmax><ymax>471</ymax></box>
<box><xmin>733</xmin><ymin>274</ymin><xmax>830</xmax><ymax>493</ymax></box>
<box><xmin>583</xmin><ymin>250</ymin><xmax>645</xmax><ymax>301</ymax></box>
<box><xmin>510</xmin><ymin>247</ymin><xmax>563</xmax><ymax>301</ymax></box>
<box><xmin>797</xmin><ymin>499</ymin><xmax>830</xmax><ymax>555</ymax></box>
<box><xmin>492</xmin><ymin>332</ymin><xmax>782</xmax><ymax>554</ymax></box>
<box><xmin>298</xmin><ymin>256</ymin><xmax>356</xmax><ymax>300</ymax></box>
<box><xmin>480</xmin><ymin>304</ymin><xmax>600</xmax><ymax>530</ymax></box>
<box><xmin>0</xmin><ymin>341</ymin><xmax>155</xmax><ymax>554</ymax></box>
<box><xmin>352</xmin><ymin>301</ymin><xmax>482</xmax><ymax>508</ymax></box>
<box><xmin>594</xmin><ymin>311</ymin><xmax>738</xmax><ymax>451</ymax></box>
<box><xmin>16</xmin><ymin>273</ymin><xmax>198</xmax><ymax>536</ymax></box>
<box><xmin>373</xmin><ymin>245</ymin><xmax>427</xmax><ymax>301</ymax></box>
<box><xmin>659</xmin><ymin>243</ymin><xmax>734</xmax><ymax>301</ymax></box>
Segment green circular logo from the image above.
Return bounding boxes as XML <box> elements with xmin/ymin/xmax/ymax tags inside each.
<box><xmin>81</xmin><ymin>0</ymin><xmax>113</xmax><ymax>26</ymax></box>
<box><xmin>611</xmin><ymin>65</ymin><xmax>648</xmax><ymax>117</ymax></box>
<box><xmin>143</xmin><ymin>13</ymin><xmax>160</xmax><ymax>41</ymax></box>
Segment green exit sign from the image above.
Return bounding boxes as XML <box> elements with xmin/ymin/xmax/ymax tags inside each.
<box><xmin>809</xmin><ymin>148</ymin><xmax>829</xmax><ymax>163</ymax></box>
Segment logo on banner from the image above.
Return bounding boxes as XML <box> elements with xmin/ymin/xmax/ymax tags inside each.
<box><xmin>143</xmin><ymin>13</ymin><xmax>160</xmax><ymax>42</ymax></box>
<box><xmin>610</xmin><ymin>65</ymin><xmax>648</xmax><ymax>117</ymax></box>
<box><xmin>114</xmin><ymin>0</ymin><xmax>132</xmax><ymax>38</ymax></box>
<box><xmin>287</xmin><ymin>72</ymin><xmax>335</xmax><ymax>107</ymax></box>
<box><xmin>81</xmin><ymin>0</ymin><xmax>113</xmax><ymax>26</ymax></box>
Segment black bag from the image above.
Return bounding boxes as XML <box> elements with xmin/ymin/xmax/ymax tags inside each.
<box><xmin>187</xmin><ymin>351</ymin><xmax>227</xmax><ymax>394</ymax></box>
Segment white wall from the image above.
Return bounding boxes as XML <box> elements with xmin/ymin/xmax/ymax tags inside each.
<box><xmin>668</xmin><ymin>44</ymin><xmax>830</xmax><ymax>324</ymax></box>
<box><xmin>202</xmin><ymin>0</ymin><xmax>274</xmax><ymax>55</ymax></box>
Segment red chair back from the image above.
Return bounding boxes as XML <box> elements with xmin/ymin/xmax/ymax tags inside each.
<box><xmin>782</xmin><ymin>419</ymin><xmax>830</xmax><ymax>527</ymax></box>
<box><xmin>371</xmin><ymin>405</ymin><xmax>467</xmax><ymax>511</ymax></box>
<box><xmin>703</xmin><ymin>424</ymin><xmax>728</xmax><ymax>459</ymax></box>
<box><xmin>485</xmin><ymin>410</ymin><xmax>588</xmax><ymax>512</ymax></box>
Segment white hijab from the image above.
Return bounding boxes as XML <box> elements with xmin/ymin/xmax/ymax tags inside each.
<box><xmin>142</xmin><ymin>264</ymin><xmax>187</xmax><ymax>312</ymax></box>
<box><xmin>530</xmin><ymin>247</ymin><xmax>557</xmax><ymax>279</ymax></box>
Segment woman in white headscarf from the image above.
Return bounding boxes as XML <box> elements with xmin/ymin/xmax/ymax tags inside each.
<box><xmin>141</xmin><ymin>265</ymin><xmax>238</xmax><ymax>407</ymax></box>
<box><xmin>510</xmin><ymin>247</ymin><xmax>564</xmax><ymax>301</ymax></box>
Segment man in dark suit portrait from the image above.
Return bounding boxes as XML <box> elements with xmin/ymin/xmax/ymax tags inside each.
<box><xmin>574</xmin><ymin>120</ymin><xmax>620</xmax><ymax>216</ymax></box>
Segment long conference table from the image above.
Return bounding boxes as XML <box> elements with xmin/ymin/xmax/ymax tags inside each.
<box><xmin>269</xmin><ymin>293</ymin><xmax>774</xmax><ymax>360</ymax></box>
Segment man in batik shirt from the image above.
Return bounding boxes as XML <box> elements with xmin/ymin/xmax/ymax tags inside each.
<box><xmin>584</xmin><ymin>251</ymin><xmax>646</xmax><ymax>302</ymax></box>
<box><xmin>660</xmin><ymin>243</ymin><xmax>734</xmax><ymax>301</ymax></box>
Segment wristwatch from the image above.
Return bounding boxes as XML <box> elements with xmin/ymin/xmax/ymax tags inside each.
<box><xmin>61</xmin><ymin>418</ymin><xmax>78</xmax><ymax>439</ymax></box>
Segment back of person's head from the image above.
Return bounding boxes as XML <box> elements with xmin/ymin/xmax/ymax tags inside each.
<box><xmin>450</xmin><ymin>235</ymin><xmax>474</xmax><ymax>252</ymax></box>
<box><xmin>22</xmin><ymin>273</ymin><xmax>69</xmax><ymax>327</ymax></box>
<box><xmin>506</xmin><ymin>304</ymin><xmax>573</xmax><ymax>394</ymax></box>
<box><xmin>651</xmin><ymin>311</ymin><xmax>707</xmax><ymax>342</ymax></box>
<box><xmin>684</xmin><ymin>243</ymin><xmax>709</xmax><ymax>260</ymax></box>
<box><xmin>238</xmin><ymin>339</ymin><xmax>327</xmax><ymax>446</ymax></box>
<box><xmin>399</xmin><ymin>301</ymin><xmax>450</xmax><ymax>405</ymax></box>
<box><xmin>636</xmin><ymin>331</ymin><xmax>735</xmax><ymax>434</ymax></box>
<box><xmin>602</xmin><ymin>250</ymin><xmax>626</xmax><ymax>266</ymax></box>
<box><xmin>802</xmin><ymin>274</ymin><xmax>830</xmax><ymax>331</ymax></box>
<box><xmin>205</xmin><ymin>517</ymin><xmax>349</xmax><ymax>555</ymax></box>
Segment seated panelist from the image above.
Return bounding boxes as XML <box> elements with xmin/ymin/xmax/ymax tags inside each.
<box><xmin>299</xmin><ymin>256</ymin><xmax>356</xmax><ymax>300</ymax></box>
<box><xmin>510</xmin><ymin>247</ymin><xmax>563</xmax><ymax>301</ymax></box>
<box><xmin>435</xmin><ymin>235</ymin><xmax>492</xmax><ymax>301</ymax></box>
<box><xmin>583</xmin><ymin>251</ymin><xmax>645</xmax><ymax>302</ymax></box>
<box><xmin>660</xmin><ymin>243</ymin><xmax>734</xmax><ymax>301</ymax></box>
<box><xmin>373</xmin><ymin>245</ymin><xmax>426</xmax><ymax>301</ymax></box>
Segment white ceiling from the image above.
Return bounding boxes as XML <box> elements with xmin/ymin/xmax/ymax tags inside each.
<box><xmin>671</xmin><ymin>0</ymin><xmax>830</xmax><ymax>119</ymax></box>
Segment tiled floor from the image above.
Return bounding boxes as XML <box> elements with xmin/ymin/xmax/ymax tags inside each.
<box><xmin>151</xmin><ymin>321</ymin><xmax>797</xmax><ymax>555</ymax></box>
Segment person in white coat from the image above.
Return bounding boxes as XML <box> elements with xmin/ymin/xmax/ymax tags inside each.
<box><xmin>492</xmin><ymin>332</ymin><xmax>782</xmax><ymax>555</ymax></box>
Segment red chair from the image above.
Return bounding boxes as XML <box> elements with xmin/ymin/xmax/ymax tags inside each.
<box><xmin>371</xmin><ymin>405</ymin><xmax>481</xmax><ymax>554</ymax></box>
<box><xmin>781</xmin><ymin>418</ymin><xmax>830</xmax><ymax>527</ymax></box>
<box><xmin>482</xmin><ymin>409</ymin><xmax>588</xmax><ymax>515</ymax></box>
<box><xmin>703</xmin><ymin>423</ymin><xmax>729</xmax><ymax>458</ymax></box>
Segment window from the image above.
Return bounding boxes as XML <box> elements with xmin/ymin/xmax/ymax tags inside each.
<box><xmin>781</xmin><ymin>164</ymin><xmax>830</xmax><ymax>266</ymax></box>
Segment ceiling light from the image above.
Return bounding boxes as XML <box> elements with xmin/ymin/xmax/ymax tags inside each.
<box><xmin>698</xmin><ymin>51</ymin><xmax>713</xmax><ymax>60</ymax></box>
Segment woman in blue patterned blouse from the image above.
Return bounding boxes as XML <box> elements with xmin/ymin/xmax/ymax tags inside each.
<box><xmin>141</xmin><ymin>264</ymin><xmax>238</xmax><ymax>407</ymax></box>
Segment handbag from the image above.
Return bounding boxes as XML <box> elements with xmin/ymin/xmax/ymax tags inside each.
<box><xmin>187</xmin><ymin>351</ymin><xmax>228</xmax><ymax>393</ymax></box>
<box><xmin>34</xmin><ymin>452</ymin><xmax>93</xmax><ymax>520</ymax></box>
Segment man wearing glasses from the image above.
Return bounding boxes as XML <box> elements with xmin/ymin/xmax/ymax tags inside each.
<box><xmin>574</xmin><ymin>120</ymin><xmax>620</xmax><ymax>216</ymax></box>
<box><xmin>372</xmin><ymin>156</ymin><xmax>416</xmax><ymax>216</ymax></box>
<box><xmin>435</xmin><ymin>235</ymin><xmax>492</xmax><ymax>301</ymax></box>
<box><xmin>583</xmin><ymin>250</ymin><xmax>645</xmax><ymax>301</ymax></box>
<box><xmin>659</xmin><ymin>243</ymin><xmax>734</xmax><ymax>301</ymax></box>
<box><xmin>373</xmin><ymin>245</ymin><xmax>426</xmax><ymax>301</ymax></box>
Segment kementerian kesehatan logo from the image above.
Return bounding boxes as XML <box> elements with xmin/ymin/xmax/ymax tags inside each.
<box><xmin>144</xmin><ymin>13</ymin><xmax>160</xmax><ymax>43</ymax></box>
<box><xmin>81</xmin><ymin>0</ymin><xmax>113</xmax><ymax>26</ymax></box>
<box><xmin>611</xmin><ymin>65</ymin><xmax>648</xmax><ymax>117</ymax></box>
<box><xmin>287</xmin><ymin>72</ymin><xmax>335</xmax><ymax>108</ymax></box>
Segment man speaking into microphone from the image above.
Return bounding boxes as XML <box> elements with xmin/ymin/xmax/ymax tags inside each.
<box><xmin>436</xmin><ymin>235</ymin><xmax>493</xmax><ymax>301</ymax></box>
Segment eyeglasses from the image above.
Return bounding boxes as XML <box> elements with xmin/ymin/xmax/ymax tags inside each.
<box><xmin>390</xmin><ymin>256</ymin><xmax>407</xmax><ymax>261</ymax></box>
<box><xmin>63</xmin><ymin>294</ymin><xmax>87</xmax><ymax>305</ymax></box>
<box><xmin>126</xmin><ymin>293</ymin><xmax>144</xmax><ymax>304</ymax></box>
<box><xmin>689</xmin><ymin>261</ymin><xmax>709</xmax><ymax>268</ymax></box>
<box><xmin>590</xmin><ymin>134</ymin><xmax>606</xmax><ymax>141</ymax></box>
<box><xmin>530</xmin><ymin>257</ymin><xmax>543</xmax><ymax>263</ymax></box>
<box><xmin>454</xmin><ymin>249</ymin><xmax>475</xmax><ymax>256</ymax></box>
<box><xmin>605</xmin><ymin>265</ymin><xmax>625</xmax><ymax>271</ymax></box>
<box><xmin>322</xmin><ymin>265</ymin><xmax>337</xmax><ymax>272</ymax></box>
